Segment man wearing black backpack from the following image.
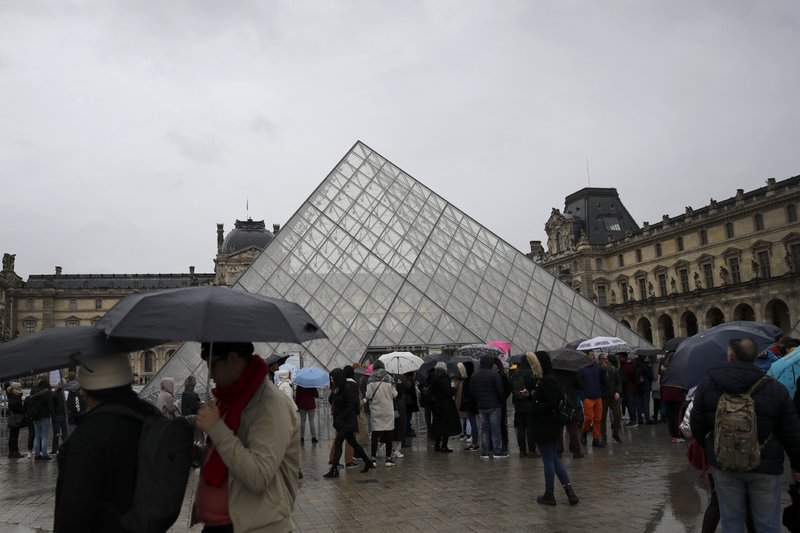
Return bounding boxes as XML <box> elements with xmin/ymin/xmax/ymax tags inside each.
<box><xmin>54</xmin><ymin>353</ymin><xmax>162</xmax><ymax>531</ymax></box>
<box><xmin>690</xmin><ymin>338</ymin><xmax>800</xmax><ymax>533</ymax></box>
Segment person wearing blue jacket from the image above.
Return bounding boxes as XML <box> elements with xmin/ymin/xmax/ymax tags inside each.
<box><xmin>577</xmin><ymin>351</ymin><xmax>606</xmax><ymax>448</ymax></box>
<box><xmin>469</xmin><ymin>354</ymin><xmax>508</xmax><ymax>458</ymax></box>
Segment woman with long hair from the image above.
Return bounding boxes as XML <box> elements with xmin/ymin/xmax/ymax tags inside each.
<box><xmin>527</xmin><ymin>351</ymin><xmax>579</xmax><ymax>506</ymax></box>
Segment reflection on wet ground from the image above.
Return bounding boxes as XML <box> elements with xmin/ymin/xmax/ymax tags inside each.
<box><xmin>0</xmin><ymin>418</ymin><xmax>794</xmax><ymax>531</ymax></box>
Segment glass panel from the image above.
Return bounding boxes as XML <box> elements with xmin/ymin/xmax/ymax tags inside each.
<box><xmin>237</xmin><ymin>270</ymin><xmax>266</xmax><ymax>294</ymax></box>
<box><xmin>444</xmin><ymin>296</ymin><xmax>470</xmax><ymax>323</ymax></box>
<box><xmin>250</xmin><ymin>254</ymin><xmax>279</xmax><ymax>281</ymax></box>
<box><xmin>464</xmin><ymin>312</ymin><xmax>490</xmax><ymax>340</ymax></box>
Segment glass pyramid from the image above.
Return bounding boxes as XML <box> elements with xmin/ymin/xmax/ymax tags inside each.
<box><xmin>140</xmin><ymin>141</ymin><xmax>647</xmax><ymax>400</ymax></box>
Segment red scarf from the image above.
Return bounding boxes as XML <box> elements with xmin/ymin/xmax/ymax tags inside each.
<box><xmin>202</xmin><ymin>355</ymin><xmax>268</xmax><ymax>487</ymax></box>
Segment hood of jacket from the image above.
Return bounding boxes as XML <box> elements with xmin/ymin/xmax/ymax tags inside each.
<box><xmin>479</xmin><ymin>354</ymin><xmax>495</xmax><ymax>369</ymax></box>
<box><xmin>368</xmin><ymin>368</ymin><xmax>393</xmax><ymax>384</ymax></box>
<box><xmin>160</xmin><ymin>377</ymin><xmax>174</xmax><ymax>395</ymax></box>
<box><xmin>277</xmin><ymin>370</ymin><xmax>291</xmax><ymax>383</ymax></box>
<box><xmin>708</xmin><ymin>361</ymin><xmax>767</xmax><ymax>394</ymax></box>
<box><xmin>525</xmin><ymin>352</ymin><xmax>543</xmax><ymax>379</ymax></box>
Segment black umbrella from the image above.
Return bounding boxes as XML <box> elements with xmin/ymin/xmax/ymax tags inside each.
<box><xmin>549</xmin><ymin>348</ymin><xmax>592</xmax><ymax>373</ymax></box>
<box><xmin>635</xmin><ymin>348</ymin><xmax>664</xmax><ymax>357</ymax></box>
<box><xmin>661</xmin><ymin>322</ymin><xmax>780</xmax><ymax>390</ymax></box>
<box><xmin>0</xmin><ymin>326</ymin><xmax>161</xmax><ymax>382</ymax></box>
<box><xmin>508</xmin><ymin>353</ymin><xmax>526</xmax><ymax>365</ymax></box>
<box><xmin>265</xmin><ymin>353</ymin><xmax>291</xmax><ymax>367</ymax></box>
<box><xmin>565</xmin><ymin>338</ymin><xmax>589</xmax><ymax>350</ymax></box>
<box><xmin>663</xmin><ymin>336</ymin><xmax>688</xmax><ymax>353</ymax></box>
<box><xmin>96</xmin><ymin>285</ymin><xmax>326</xmax><ymax>344</ymax></box>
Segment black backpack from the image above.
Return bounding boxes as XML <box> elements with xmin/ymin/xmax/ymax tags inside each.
<box><xmin>556</xmin><ymin>387</ymin><xmax>576</xmax><ymax>426</ymax></box>
<box><xmin>99</xmin><ymin>405</ymin><xmax>194</xmax><ymax>533</ymax></box>
<box><xmin>66</xmin><ymin>389</ymin><xmax>86</xmax><ymax>424</ymax></box>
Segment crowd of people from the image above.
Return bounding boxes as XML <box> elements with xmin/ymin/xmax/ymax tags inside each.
<box><xmin>5</xmin><ymin>333</ymin><xmax>800</xmax><ymax>530</ymax></box>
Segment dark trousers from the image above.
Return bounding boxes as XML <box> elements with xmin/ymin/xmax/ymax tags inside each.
<box><xmin>601</xmin><ymin>397</ymin><xmax>622</xmax><ymax>440</ymax></box>
<box><xmin>332</xmin><ymin>431</ymin><xmax>368</xmax><ymax>466</ymax></box>
<box><xmin>557</xmin><ymin>421</ymin><xmax>580</xmax><ymax>455</ymax></box>
<box><xmin>26</xmin><ymin>421</ymin><xmax>35</xmax><ymax>451</ymax></box>
<box><xmin>370</xmin><ymin>430</ymin><xmax>393</xmax><ymax>458</ymax></box>
<box><xmin>665</xmin><ymin>400</ymin><xmax>682</xmax><ymax>438</ymax></box>
<box><xmin>652</xmin><ymin>398</ymin><xmax>662</xmax><ymax>420</ymax></box>
<box><xmin>8</xmin><ymin>426</ymin><xmax>20</xmax><ymax>453</ymax></box>
<box><xmin>514</xmin><ymin>413</ymin><xmax>536</xmax><ymax>454</ymax></box>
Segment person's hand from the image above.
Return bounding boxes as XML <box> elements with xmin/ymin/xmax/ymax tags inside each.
<box><xmin>614</xmin><ymin>392</ymin><xmax>620</xmax><ymax>401</ymax></box>
<box><xmin>520</xmin><ymin>389</ymin><xmax>529</xmax><ymax>397</ymax></box>
<box><xmin>196</xmin><ymin>398</ymin><xmax>221</xmax><ymax>433</ymax></box>
<box><xmin>793</xmin><ymin>470</ymin><xmax>800</xmax><ymax>483</ymax></box>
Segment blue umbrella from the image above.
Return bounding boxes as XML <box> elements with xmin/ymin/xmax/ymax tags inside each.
<box><xmin>293</xmin><ymin>367</ymin><xmax>329</xmax><ymax>388</ymax></box>
<box><xmin>661</xmin><ymin>321</ymin><xmax>780</xmax><ymax>390</ymax></box>
<box><xmin>768</xmin><ymin>346</ymin><xmax>800</xmax><ymax>397</ymax></box>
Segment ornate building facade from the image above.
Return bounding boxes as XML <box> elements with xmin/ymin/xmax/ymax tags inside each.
<box><xmin>2</xmin><ymin>218</ymin><xmax>275</xmax><ymax>383</ymax></box>
<box><xmin>536</xmin><ymin>175</ymin><xmax>800</xmax><ymax>348</ymax></box>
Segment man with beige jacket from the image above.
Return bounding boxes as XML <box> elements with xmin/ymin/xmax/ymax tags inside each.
<box><xmin>195</xmin><ymin>342</ymin><xmax>299</xmax><ymax>533</ymax></box>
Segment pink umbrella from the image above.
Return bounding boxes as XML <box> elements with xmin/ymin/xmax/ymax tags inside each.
<box><xmin>365</xmin><ymin>364</ymin><xmax>374</xmax><ymax>375</ymax></box>
<box><xmin>487</xmin><ymin>340</ymin><xmax>512</xmax><ymax>353</ymax></box>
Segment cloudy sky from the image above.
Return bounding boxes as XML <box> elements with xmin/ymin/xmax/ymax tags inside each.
<box><xmin>1</xmin><ymin>1</ymin><xmax>798</xmax><ymax>279</ymax></box>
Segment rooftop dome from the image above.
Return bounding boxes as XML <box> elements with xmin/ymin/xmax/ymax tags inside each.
<box><xmin>221</xmin><ymin>219</ymin><xmax>274</xmax><ymax>254</ymax></box>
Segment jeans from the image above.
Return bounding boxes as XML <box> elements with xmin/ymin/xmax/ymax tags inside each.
<box><xmin>467</xmin><ymin>413</ymin><xmax>479</xmax><ymax>445</ymax></box>
<box><xmin>33</xmin><ymin>418</ymin><xmax>50</xmax><ymax>457</ymax></box>
<box><xmin>299</xmin><ymin>409</ymin><xmax>316</xmax><ymax>439</ymax></box>
<box><xmin>479</xmin><ymin>408</ymin><xmax>503</xmax><ymax>455</ymax></box>
<box><xmin>539</xmin><ymin>442</ymin><xmax>571</xmax><ymax>491</ymax></box>
<box><xmin>711</xmin><ymin>467</ymin><xmax>782</xmax><ymax>533</ymax></box>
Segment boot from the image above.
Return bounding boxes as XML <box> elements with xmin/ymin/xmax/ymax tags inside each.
<box><xmin>579</xmin><ymin>432</ymin><xmax>587</xmax><ymax>445</ymax></box>
<box><xmin>360</xmin><ymin>457</ymin><xmax>374</xmax><ymax>473</ymax></box>
<box><xmin>537</xmin><ymin>490</ymin><xmax>557</xmax><ymax>506</ymax></box>
<box><xmin>592</xmin><ymin>438</ymin><xmax>606</xmax><ymax>448</ymax></box>
<box><xmin>564</xmin><ymin>484</ymin><xmax>579</xmax><ymax>505</ymax></box>
<box><xmin>322</xmin><ymin>466</ymin><xmax>339</xmax><ymax>478</ymax></box>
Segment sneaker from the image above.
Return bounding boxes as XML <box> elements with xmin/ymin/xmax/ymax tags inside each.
<box><xmin>392</xmin><ymin>450</ymin><xmax>404</xmax><ymax>458</ymax></box>
<box><xmin>480</xmin><ymin>454</ymin><xmax>490</xmax><ymax>459</ymax></box>
<box><xmin>494</xmin><ymin>451</ymin><xmax>509</xmax><ymax>459</ymax></box>
<box><xmin>671</xmin><ymin>437</ymin><xmax>686</xmax><ymax>443</ymax></box>
<box><xmin>464</xmin><ymin>444</ymin><xmax>480</xmax><ymax>452</ymax></box>
<box><xmin>385</xmin><ymin>458</ymin><xmax>395</xmax><ymax>467</ymax></box>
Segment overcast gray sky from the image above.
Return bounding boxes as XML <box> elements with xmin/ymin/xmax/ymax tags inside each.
<box><xmin>2</xmin><ymin>1</ymin><xmax>798</xmax><ymax>279</ymax></box>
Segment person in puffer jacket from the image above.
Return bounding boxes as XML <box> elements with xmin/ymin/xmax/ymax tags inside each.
<box><xmin>276</xmin><ymin>370</ymin><xmax>294</xmax><ymax>401</ymax></box>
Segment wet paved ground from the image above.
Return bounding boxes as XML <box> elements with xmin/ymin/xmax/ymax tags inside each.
<box><xmin>0</xmin><ymin>418</ymin><xmax>795</xmax><ymax>532</ymax></box>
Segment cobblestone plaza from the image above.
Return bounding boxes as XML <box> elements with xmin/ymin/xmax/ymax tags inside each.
<box><xmin>1</xmin><ymin>420</ymin><xmax>796</xmax><ymax>532</ymax></box>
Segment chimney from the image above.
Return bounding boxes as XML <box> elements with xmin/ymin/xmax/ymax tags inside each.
<box><xmin>55</xmin><ymin>266</ymin><xmax>62</xmax><ymax>276</ymax></box>
<box><xmin>189</xmin><ymin>266</ymin><xmax>195</xmax><ymax>275</ymax></box>
<box><xmin>272</xmin><ymin>224</ymin><xmax>281</xmax><ymax>234</ymax></box>
<box><xmin>216</xmin><ymin>224</ymin><xmax>224</xmax><ymax>253</ymax></box>
<box><xmin>529</xmin><ymin>240</ymin><xmax>544</xmax><ymax>259</ymax></box>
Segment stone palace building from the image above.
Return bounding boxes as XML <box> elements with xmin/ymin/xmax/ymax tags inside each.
<box><xmin>533</xmin><ymin>175</ymin><xmax>800</xmax><ymax>347</ymax></box>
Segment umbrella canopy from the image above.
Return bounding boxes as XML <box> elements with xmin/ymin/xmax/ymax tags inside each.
<box><xmin>565</xmin><ymin>338</ymin><xmax>589</xmax><ymax>350</ymax></box>
<box><xmin>576</xmin><ymin>336</ymin><xmax>627</xmax><ymax>351</ymax></box>
<box><xmin>508</xmin><ymin>353</ymin><xmax>526</xmax><ymax>365</ymax></box>
<box><xmin>378</xmin><ymin>352</ymin><xmax>424</xmax><ymax>375</ymax></box>
<box><xmin>663</xmin><ymin>336</ymin><xmax>688</xmax><ymax>353</ymax></box>
<box><xmin>266</xmin><ymin>353</ymin><xmax>291</xmax><ymax>367</ymax></box>
<box><xmin>768</xmin><ymin>346</ymin><xmax>800</xmax><ymax>397</ymax></box>
<box><xmin>96</xmin><ymin>285</ymin><xmax>326</xmax><ymax>344</ymax></box>
<box><xmin>293</xmin><ymin>367</ymin><xmax>330</xmax><ymax>388</ymax></box>
<box><xmin>549</xmin><ymin>348</ymin><xmax>592</xmax><ymax>373</ymax></box>
<box><xmin>661</xmin><ymin>321</ymin><xmax>780</xmax><ymax>390</ymax></box>
<box><xmin>0</xmin><ymin>326</ymin><xmax>161</xmax><ymax>381</ymax></box>
<box><xmin>635</xmin><ymin>348</ymin><xmax>664</xmax><ymax>357</ymax></box>
<box><xmin>457</xmin><ymin>343</ymin><xmax>503</xmax><ymax>359</ymax></box>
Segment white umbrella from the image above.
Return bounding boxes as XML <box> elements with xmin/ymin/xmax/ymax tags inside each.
<box><xmin>378</xmin><ymin>351</ymin><xmax>424</xmax><ymax>375</ymax></box>
<box><xmin>576</xmin><ymin>336</ymin><xmax>627</xmax><ymax>351</ymax></box>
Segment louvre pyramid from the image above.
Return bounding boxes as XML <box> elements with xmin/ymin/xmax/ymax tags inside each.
<box><xmin>140</xmin><ymin>141</ymin><xmax>648</xmax><ymax>399</ymax></box>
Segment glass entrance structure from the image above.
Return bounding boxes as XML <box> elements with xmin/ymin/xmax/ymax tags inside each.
<box><xmin>141</xmin><ymin>141</ymin><xmax>648</xmax><ymax>399</ymax></box>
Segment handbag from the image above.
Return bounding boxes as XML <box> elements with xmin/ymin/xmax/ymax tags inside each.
<box><xmin>7</xmin><ymin>413</ymin><xmax>24</xmax><ymax>429</ymax></box>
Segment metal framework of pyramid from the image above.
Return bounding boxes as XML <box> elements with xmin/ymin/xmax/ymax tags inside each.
<box><xmin>140</xmin><ymin>141</ymin><xmax>648</xmax><ymax>400</ymax></box>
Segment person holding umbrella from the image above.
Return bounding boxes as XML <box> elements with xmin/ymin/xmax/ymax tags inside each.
<box><xmin>194</xmin><ymin>342</ymin><xmax>300</xmax><ymax>532</ymax></box>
